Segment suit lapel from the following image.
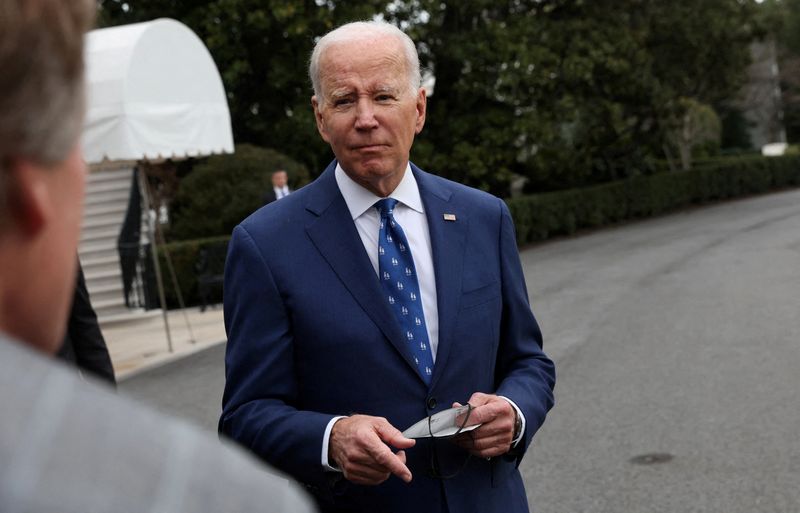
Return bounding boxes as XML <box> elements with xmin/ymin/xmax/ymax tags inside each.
<box><xmin>414</xmin><ymin>165</ymin><xmax>468</xmax><ymax>390</ymax></box>
<box><xmin>304</xmin><ymin>165</ymin><xmax>425</xmax><ymax>382</ymax></box>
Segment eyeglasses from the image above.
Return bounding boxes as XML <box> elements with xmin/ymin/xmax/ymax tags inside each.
<box><xmin>428</xmin><ymin>403</ymin><xmax>475</xmax><ymax>479</ymax></box>
<box><xmin>403</xmin><ymin>404</ymin><xmax>481</xmax><ymax>439</ymax></box>
<box><xmin>401</xmin><ymin>404</ymin><xmax>482</xmax><ymax>479</ymax></box>
<box><xmin>426</xmin><ymin>403</ymin><xmax>475</xmax><ymax>438</ymax></box>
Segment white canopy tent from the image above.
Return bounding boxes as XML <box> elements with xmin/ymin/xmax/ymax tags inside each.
<box><xmin>83</xmin><ymin>18</ymin><xmax>234</xmax><ymax>164</ymax></box>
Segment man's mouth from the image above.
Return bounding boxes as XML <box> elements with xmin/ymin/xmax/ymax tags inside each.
<box><xmin>352</xmin><ymin>144</ymin><xmax>387</xmax><ymax>151</ymax></box>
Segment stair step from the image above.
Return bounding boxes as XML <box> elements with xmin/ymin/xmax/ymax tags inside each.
<box><xmin>79</xmin><ymin>250</ymin><xmax>118</xmax><ymax>265</ymax></box>
<box><xmin>87</xmin><ymin>168</ymin><xmax>134</xmax><ymax>184</ymax></box>
<box><xmin>91</xmin><ymin>295</ymin><xmax>127</xmax><ymax>311</ymax></box>
<box><xmin>87</xmin><ymin>286</ymin><xmax>126</xmax><ymax>305</ymax></box>
<box><xmin>81</xmin><ymin>260</ymin><xmax>120</xmax><ymax>276</ymax></box>
<box><xmin>83</xmin><ymin>202</ymin><xmax>128</xmax><ymax>218</ymax></box>
<box><xmin>85</xmin><ymin>267</ymin><xmax>123</xmax><ymax>281</ymax></box>
<box><xmin>79</xmin><ymin>244</ymin><xmax>118</xmax><ymax>264</ymax></box>
<box><xmin>81</xmin><ymin>253</ymin><xmax>119</xmax><ymax>267</ymax></box>
<box><xmin>80</xmin><ymin>227</ymin><xmax>122</xmax><ymax>244</ymax></box>
<box><xmin>88</xmin><ymin>279</ymin><xmax>124</xmax><ymax>293</ymax></box>
<box><xmin>84</xmin><ymin>189</ymin><xmax>130</xmax><ymax>207</ymax></box>
<box><xmin>86</xmin><ymin>276</ymin><xmax>124</xmax><ymax>292</ymax></box>
<box><xmin>86</xmin><ymin>181</ymin><xmax>131</xmax><ymax>194</ymax></box>
<box><xmin>82</xmin><ymin>215</ymin><xmax>123</xmax><ymax>231</ymax></box>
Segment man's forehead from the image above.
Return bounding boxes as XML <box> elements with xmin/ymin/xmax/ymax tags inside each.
<box><xmin>319</xmin><ymin>49</ymin><xmax>408</xmax><ymax>96</ymax></box>
<box><xmin>320</xmin><ymin>37</ymin><xmax>405</xmax><ymax>71</ymax></box>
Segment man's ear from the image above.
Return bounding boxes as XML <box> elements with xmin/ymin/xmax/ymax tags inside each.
<box><xmin>5</xmin><ymin>157</ymin><xmax>49</xmax><ymax>236</ymax></box>
<box><xmin>311</xmin><ymin>96</ymin><xmax>331</xmax><ymax>143</ymax></box>
<box><xmin>414</xmin><ymin>88</ymin><xmax>427</xmax><ymax>134</ymax></box>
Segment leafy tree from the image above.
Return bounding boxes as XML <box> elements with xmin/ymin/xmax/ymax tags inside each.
<box><xmin>764</xmin><ymin>0</ymin><xmax>800</xmax><ymax>142</ymax></box>
<box><xmin>389</xmin><ymin>0</ymin><xmax>759</xmax><ymax>192</ymax></box>
<box><xmin>664</xmin><ymin>99</ymin><xmax>722</xmax><ymax>171</ymax></box>
<box><xmin>98</xmin><ymin>0</ymin><xmax>762</xmax><ymax>195</ymax></box>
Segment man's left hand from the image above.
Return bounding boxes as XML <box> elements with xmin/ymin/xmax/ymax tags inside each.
<box><xmin>452</xmin><ymin>392</ymin><xmax>516</xmax><ymax>459</ymax></box>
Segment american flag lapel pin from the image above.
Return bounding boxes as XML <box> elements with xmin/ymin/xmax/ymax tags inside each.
<box><xmin>443</xmin><ymin>213</ymin><xmax>457</xmax><ymax>221</ymax></box>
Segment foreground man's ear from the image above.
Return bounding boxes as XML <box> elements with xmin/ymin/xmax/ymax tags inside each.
<box><xmin>4</xmin><ymin>157</ymin><xmax>50</xmax><ymax>237</ymax></box>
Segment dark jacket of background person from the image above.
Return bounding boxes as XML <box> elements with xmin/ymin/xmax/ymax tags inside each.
<box><xmin>261</xmin><ymin>186</ymin><xmax>292</xmax><ymax>206</ymax></box>
<box><xmin>57</xmin><ymin>263</ymin><xmax>116</xmax><ymax>385</ymax></box>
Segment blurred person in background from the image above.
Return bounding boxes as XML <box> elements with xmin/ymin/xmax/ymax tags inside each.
<box><xmin>56</xmin><ymin>261</ymin><xmax>116</xmax><ymax>385</ymax></box>
<box><xmin>262</xmin><ymin>169</ymin><xmax>292</xmax><ymax>205</ymax></box>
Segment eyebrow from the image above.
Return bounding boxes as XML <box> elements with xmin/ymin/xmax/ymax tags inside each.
<box><xmin>328</xmin><ymin>84</ymin><xmax>401</xmax><ymax>100</ymax></box>
<box><xmin>329</xmin><ymin>89</ymin><xmax>354</xmax><ymax>101</ymax></box>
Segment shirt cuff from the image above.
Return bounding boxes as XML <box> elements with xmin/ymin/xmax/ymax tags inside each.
<box><xmin>497</xmin><ymin>396</ymin><xmax>526</xmax><ymax>447</ymax></box>
<box><xmin>321</xmin><ymin>416</ymin><xmax>347</xmax><ymax>472</ymax></box>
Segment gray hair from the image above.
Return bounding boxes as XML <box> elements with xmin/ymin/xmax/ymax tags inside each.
<box><xmin>0</xmin><ymin>0</ymin><xmax>94</xmax><ymax>222</ymax></box>
<box><xmin>309</xmin><ymin>20</ymin><xmax>421</xmax><ymax>103</ymax></box>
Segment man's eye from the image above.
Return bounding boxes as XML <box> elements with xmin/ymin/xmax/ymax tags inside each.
<box><xmin>376</xmin><ymin>95</ymin><xmax>394</xmax><ymax>102</ymax></box>
<box><xmin>334</xmin><ymin>98</ymin><xmax>353</xmax><ymax>106</ymax></box>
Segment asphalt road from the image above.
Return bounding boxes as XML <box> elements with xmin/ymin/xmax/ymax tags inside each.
<box><xmin>121</xmin><ymin>188</ymin><xmax>800</xmax><ymax>512</ymax></box>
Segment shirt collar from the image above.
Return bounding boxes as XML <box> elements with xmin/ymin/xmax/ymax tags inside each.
<box><xmin>335</xmin><ymin>162</ymin><xmax>424</xmax><ymax>220</ymax></box>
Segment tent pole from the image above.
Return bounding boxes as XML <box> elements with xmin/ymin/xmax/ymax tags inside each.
<box><xmin>155</xmin><ymin>222</ymin><xmax>197</xmax><ymax>344</ymax></box>
<box><xmin>138</xmin><ymin>166</ymin><xmax>173</xmax><ymax>353</ymax></box>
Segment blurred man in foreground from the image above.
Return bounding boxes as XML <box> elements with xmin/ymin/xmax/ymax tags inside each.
<box><xmin>0</xmin><ymin>1</ymin><xmax>314</xmax><ymax>511</ymax></box>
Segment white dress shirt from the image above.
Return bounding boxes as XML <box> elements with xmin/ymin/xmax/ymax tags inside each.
<box><xmin>320</xmin><ymin>163</ymin><xmax>524</xmax><ymax>470</ymax></box>
<box><xmin>335</xmin><ymin>163</ymin><xmax>440</xmax><ymax>358</ymax></box>
<box><xmin>274</xmin><ymin>185</ymin><xmax>290</xmax><ymax>199</ymax></box>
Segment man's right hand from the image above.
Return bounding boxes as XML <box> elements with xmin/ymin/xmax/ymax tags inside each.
<box><xmin>329</xmin><ymin>415</ymin><xmax>416</xmax><ymax>485</ymax></box>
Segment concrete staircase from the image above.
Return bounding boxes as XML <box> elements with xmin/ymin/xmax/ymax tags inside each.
<box><xmin>79</xmin><ymin>167</ymin><xmax>143</xmax><ymax>323</ymax></box>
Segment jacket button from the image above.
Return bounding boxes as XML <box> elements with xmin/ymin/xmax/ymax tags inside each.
<box><xmin>427</xmin><ymin>397</ymin><xmax>437</xmax><ymax>410</ymax></box>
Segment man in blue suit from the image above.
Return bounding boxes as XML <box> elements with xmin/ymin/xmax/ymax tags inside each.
<box><xmin>220</xmin><ymin>20</ymin><xmax>555</xmax><ymax>512</ymax></box>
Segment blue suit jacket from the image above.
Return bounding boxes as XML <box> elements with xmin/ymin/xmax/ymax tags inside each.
<box><xmin>220</xmin><ymin>162</ymin><xmax>555</xmax><ymax>512</ymax></box>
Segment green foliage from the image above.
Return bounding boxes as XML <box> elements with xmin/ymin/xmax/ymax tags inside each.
<box><xmin>159</xmin><ymin>155</ymin><xmax>800</xmax><ymax>309</ymax></box>
<box><xmin>392</xmin><ymin>0</ymin><xmax>760</xmax><ymax>194</ymax></box>
<box><xmin>157</xmin><ymin>236</ymin><xmax>229</xmax><ymax>308</ymax></box>
<box><xmin>168</xmin><ymin>144</ymin><xmax>308</xmax><ymax>241</ymax></box>
<box><xmin>507</xmin><ymin>155</ymin><xmax>800</xmax><ymax>245</ymax></box>
<box><xmin>664</xmin><ymin>98</ymin><xmax>723</xmax><ymax>170</ymax></box>
<box><xmin>758</xmin><ymin>0</ymin><xmax>800</xmax><ymax>144</ymax></box>
<box><xmin>719</xmin><ymin>105</ymin><xmax>754</xmax><ymax>151</ymax></box>
<box><xmin>99</xmin><ymin>0</ymin><xmax>762</xmax><ymax>195</ymax></box>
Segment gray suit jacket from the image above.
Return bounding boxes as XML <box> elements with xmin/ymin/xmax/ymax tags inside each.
<box><xmin>0</xmin><ymin>334</ymin><xmax>316</xmax><ymax>513</ymax></box>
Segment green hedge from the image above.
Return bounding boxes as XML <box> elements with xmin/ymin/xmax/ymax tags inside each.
<box><xmin>156</xmin><ymin>235</ymin><xmax>230</xmax><ymax>309</ymax></box>
<box><xmin>507</xmin><ymin>155</ymin><xmax>800</xmax><ymax>245</ymax></box>
<box><xmin>168</xmin><ymin>144</ymin><xmax>310</xmax><ymax>241</ymax></box>
<box><xmin>156</xmin><ymin>155</ymin><xmax>800</xmax><ymax>309</ymax></box>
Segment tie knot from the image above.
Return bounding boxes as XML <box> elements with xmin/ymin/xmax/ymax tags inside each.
<box><xmin>375</xmin><ymin>198</ymin><xmax>399</xmax><ymax>219</ymax></box>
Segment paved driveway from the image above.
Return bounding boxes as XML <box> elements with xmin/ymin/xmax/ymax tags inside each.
<box><xmin>122</xmin><ymin>188</ymin><xmax>800</xmax><ymax>512</ymax></box>
<box><xmin>520</xmin><ymin>188</ymin><xmax>800</xmax><ymax>513</ymax></box>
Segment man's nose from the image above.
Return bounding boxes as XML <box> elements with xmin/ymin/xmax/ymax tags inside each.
<box><xmin>354</xmin><ymin>98</ymin><xmax>379</xmax><ymax>130</ymax></box>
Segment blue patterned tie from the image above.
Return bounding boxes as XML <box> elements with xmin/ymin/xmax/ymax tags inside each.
<box><xmin>375</xmin><ymin>198</ymin><xmax>434</xmax><ymax>385</ymax></box>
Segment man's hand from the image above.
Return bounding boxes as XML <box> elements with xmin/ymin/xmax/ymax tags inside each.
<box><xmin>329</xmin><ymin>415</ymin><xmax>416</xmax><ymax>485</ymax></box>
<box><xmin>452</xmin><ymin>392</ymin><xmax>516</xmax><ymax>458</ymax></box>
